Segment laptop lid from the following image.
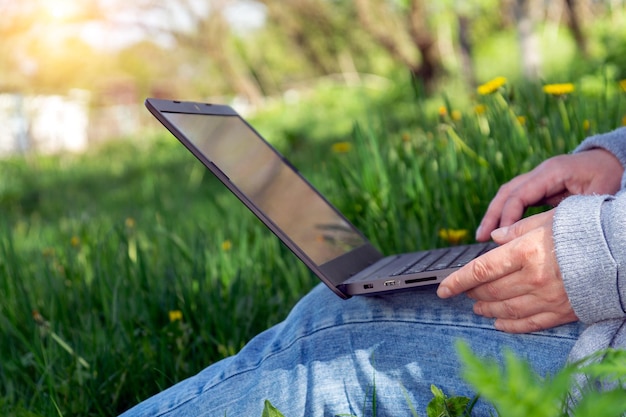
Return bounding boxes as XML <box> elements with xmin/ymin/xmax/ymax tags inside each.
<box><xmin>145</xmin><ymin>98</ymin><xmax>384</xmax><ymax>299</ymax></box>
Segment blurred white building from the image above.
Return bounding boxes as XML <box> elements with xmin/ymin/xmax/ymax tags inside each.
<box><xmin>0</xmin><ymin>89</ymin><xmax>90</xmax><ymax>156</ymax></box>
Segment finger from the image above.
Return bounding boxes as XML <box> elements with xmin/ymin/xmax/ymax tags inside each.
<box><xmin>437</xmin><ymin>246</ymin><xmax>522</xmax><ymax>298</ymax></box>
<box><xmin>493</xmin><ymin>311</ymin><xmax>578</xmax><ymax>334</ymax></box>
<box><xmin>475</xmin><ymin>179</ymin><xmax>528</xmax><ymax>241</ymax></box>
<box><xmin>473</xmin><ymin>295</ymin><xmax>549</xmax><ymax>319</ymax></box>
<box><xmin>466</xmin><ymin>272</ymin><xmax>536</xmax><ymax>302</ymax></box>
<box><xmin>490</xmin><ymin>210</ymin><xmax>554</xmax><ymax>244</ymax></box>
<box><xmin>476</xmin><ymin>163</ymin><xmax>566</xmax><ymax>241</ymax></box>
<box><xmin>496</xmin><ymin>177</ymin><xmax>560</xmax><ymax>227</ymax></box>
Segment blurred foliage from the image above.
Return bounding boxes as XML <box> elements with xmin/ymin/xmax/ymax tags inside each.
<box><xmin>0</xmin><ymin>1</ymin><xmax>625</xmax><ymax>103</ymax></box>
<box><xmin>458</xmin><ymin>343</ymin><xmax>626</xmax><ymax>417</ymax></box>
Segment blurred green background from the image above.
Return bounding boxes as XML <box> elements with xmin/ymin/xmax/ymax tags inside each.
<box><xmin>1</xmin><ymin>1</ymin><xmax>626</xmax><ymax>416</ymax></box>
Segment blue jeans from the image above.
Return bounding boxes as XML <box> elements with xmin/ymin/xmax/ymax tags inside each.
<box><xmin>119</xmin><ymin>283</ymin><xmax>584</xmax><ymax>417</ymax></box>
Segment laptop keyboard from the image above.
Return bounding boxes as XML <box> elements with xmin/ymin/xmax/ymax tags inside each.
<box><xmin>390</xmin><ymin>241</ymin><xmax>496</xmax><ymax>276</ymax></box>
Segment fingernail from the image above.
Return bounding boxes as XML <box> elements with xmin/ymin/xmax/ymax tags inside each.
<box><xmin>437</xmin><ymin>285</ymin><xmax>451</xmax><ymax>298</ymax></box>
<box><xmin>491</xmin><ymin>226</ymin><xmax>508</xmax><ymax>240</ymax></box>
<box><xmin>473</xmin><ymin>303</ymin><xmax>482</xmax><ymax>315</ymax></box>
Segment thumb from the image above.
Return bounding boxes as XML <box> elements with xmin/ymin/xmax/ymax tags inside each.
<box><xmin>490</xmin><ymin>210</ymin><xmax>554</xmax><ymax>244</ymax></box>
<box><xmin>490</xmin><ymin>225</ymin><xmax>512</xmax><ymax>244</ymax></box>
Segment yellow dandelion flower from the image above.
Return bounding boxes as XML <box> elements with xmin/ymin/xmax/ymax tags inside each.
<box><xmin>221</xmin><ymin>240</ymin><xmax>232</xmax><ymax>251</ymax></box>
<box><xmin>70</xmin><ymin>236</ymin><xmax>80</xmax><ymax>247</ymax></box>
<box><xmin>401</xmin><ymin>132</ymin><xmax>410</xmax><ymax>142</ymax></box>
<box><xmin>438</xmin><ymin>229</ymin><xmax>469</xmax><ymax>246</ymax></box>
<box><xmin>622</xmin><ymin>115</ymin><xmax>626</xmax><ymax>126</ymax></box>
<box><xmin>125</xmin><ymin>217</ymin><xmax>136</xmax><ymax>228</ymax></box>
<box><xmin>477</xmin><ymin>76</ymin><xmax>507</xmax><ymax>95</ymax></box>
<box><xmin>169</xmin><ymin>310</ymin><xmax>183</xmax><ymax>322</ymax></box>
<box><xmin>474</xmin><ymin>104</ymin><xmax>486</xmax><ymax>115</ymax></box>
<box><xmin>451</xmin><ymin>110</ymin><xmax>462</xmax><ymax>121</ymax></box>
<box><xmin>516</xmin><ymin>115</ymin><xmax>527</xmax><ymax>125</ymax></box>
<box><xmin>543</xmin><ymin>83</ymin><xmax>575</xmax><ymax>96</ymax></box>
<box><xmin>620</xmin><ymin>79</ymin><xmax>626</xmax><ymax>92</ymax></box>
<box><xmin>438</xmin><ymin>106</ymin><xmax>448</xmax><ymax>117</ymax></box>
<box><xmin>331</xmin><ymin>142</ymin><xmax>352</xmax><ymax>154</ymax></box>
<box><xmin>583</xmin><ymin>119</ymin><xmax>590</xmax><ymax>131</ymax></box>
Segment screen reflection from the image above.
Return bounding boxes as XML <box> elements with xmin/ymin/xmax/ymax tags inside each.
<box><xmin>163</xmin><ymin>112</ymin><xmax>366</xmax><ymax>265</ymax></box>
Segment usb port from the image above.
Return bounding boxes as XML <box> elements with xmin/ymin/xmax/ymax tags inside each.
<box><xmin>384</xmin><ymin>280</ymin><xmax>397</xmax><ymax>286</ymax></box>
<box><xmin>363</xmin><ymin>283</ymin><xmax>374</xmax><ymax>289</ymax></box>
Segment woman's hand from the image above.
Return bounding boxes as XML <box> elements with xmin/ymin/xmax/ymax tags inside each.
<box><xmin>476</xmin><ymin>149</ymin><xmax>623</xmax><ymax>241</ymax></box>
<box><xmin>438</xmin><ymin>210</ymin><xmax>578</xmax><ymax>333</ymax></box>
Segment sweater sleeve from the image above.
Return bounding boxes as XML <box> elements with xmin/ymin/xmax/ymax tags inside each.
<box><xmin>554</xmin><ymin>191</ymin><xmax>626</xmax><ymax>324</ymax></box>
<box><xmin>555</xmin><ymin>127</ymin><xmax>626</xmax><ymax>324</ymax></box>
<box><xmin>573</xmin><ymin>126</ymin><xmax>626</xmax><ymax>189</ymax></box>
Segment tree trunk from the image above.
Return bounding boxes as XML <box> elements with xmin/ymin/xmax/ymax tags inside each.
<box><xmin>563</xmin><ymin>0</ymin><xmax>589</xmax><ymax>57</ymax></box>
<box><xmin>513</xmin><ymin>0</ymin><xmax>542</xmax><ymax>80</ymax></box>
<box><xmin>406</xmin><ymin>0</ymin><xmax>443</xmax><ymax>90</ymax></box>
<box><xmin>457</xmin><ymin>15</ymin><xmax>476</xmax><ymax>89</ymax></box>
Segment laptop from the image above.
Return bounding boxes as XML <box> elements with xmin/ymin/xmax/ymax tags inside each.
<box><xmin>145</xmin><ymin>98</ymin><xmax>496</xmax><ymax>299</ymax></box>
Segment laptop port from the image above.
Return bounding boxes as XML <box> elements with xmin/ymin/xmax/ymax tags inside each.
<box><xmin>363</xmin><ymin>283</ymin><xmax>374</xmax><ymax>289</ymax></box>
<box><xmin>384</xmin><ymin>280</ymin><xmax>398</xmax><ymax>286</ymax></box>
<box><xmin>405</xmin><ymin>276</ymin><xmax>437</xmax><ymax>284</ymax></box>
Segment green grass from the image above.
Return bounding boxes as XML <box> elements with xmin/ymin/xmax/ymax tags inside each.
<box><xmin>1</xmin><ymin>74</ymin><xmax>626</xmax><ymax>416</ymax></box>
<box><xmin>0</xmin><ymin>137</ymin><xmax>319</xmax><ymax>415</ymax></box>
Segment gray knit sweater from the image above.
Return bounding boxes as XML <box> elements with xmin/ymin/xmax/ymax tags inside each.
<box><xmin>553</xmin><ymin>127</ymin><xmax>626</xmax><ymax>363</ymax></box>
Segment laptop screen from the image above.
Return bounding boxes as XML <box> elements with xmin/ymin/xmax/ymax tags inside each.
<box><xmin>161</xmin><ymin>112</ymin><xmax>367</xmax><ymax>266</ymax></box>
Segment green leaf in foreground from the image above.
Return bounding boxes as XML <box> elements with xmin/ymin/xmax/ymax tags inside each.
<box><xmin>262</xmin><ymin>400</ymin><xmax>286</xmax><ymax>417</ymax></box>
<box><xmin>572</xmin><ymin>388</ymin><xmax>626</xmax><ymax>417</ymax></box>
<box><xmin>426</xmin><ymin>384</ymin><xmax>471</xmax><ymax>417</ymax></box>
<box><xmin>457</xmin><ymin>340</ymin><xmax>570</xmax><ymax>417</ymax></box>
<box><xmin>457</xmin><ymin>341</ymin><xmax>626</xmax><ymax>417</ymax></box>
